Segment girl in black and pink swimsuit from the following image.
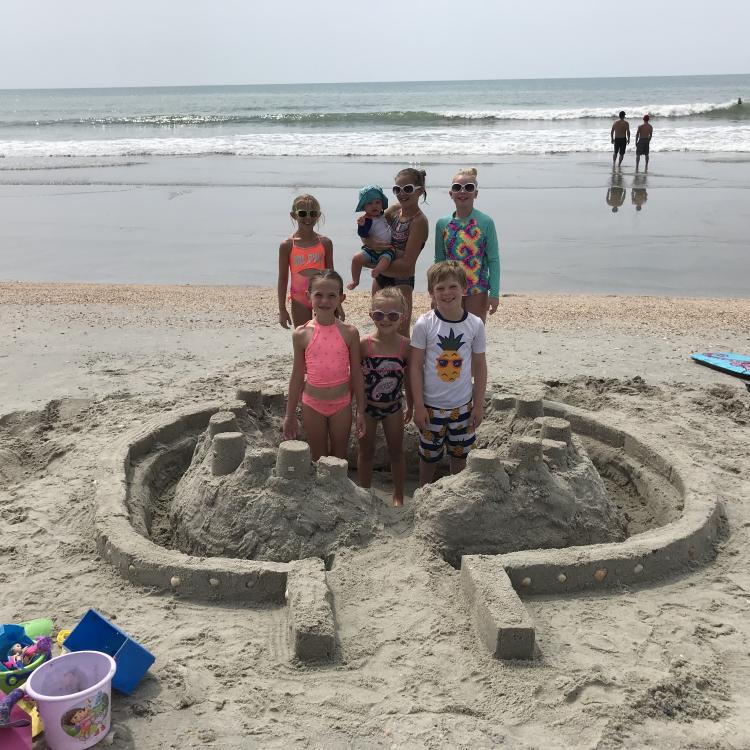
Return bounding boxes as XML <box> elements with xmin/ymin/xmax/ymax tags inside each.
<box><xmin>357</xmin><ymin>288</ymin><xmax>413</xmax><ymax>507</ymax></box>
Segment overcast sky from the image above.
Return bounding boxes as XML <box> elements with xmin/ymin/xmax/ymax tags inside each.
<box><xmin>2</xmin><ymin>0</ymin><xmax>748</xmax><ymax>89</ymax></box>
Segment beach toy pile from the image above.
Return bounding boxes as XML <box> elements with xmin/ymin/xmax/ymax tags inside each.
<box><xmin>0</xmin><ymin>609</ymin><xmax>155</xmax><ymax>749</ymax></box>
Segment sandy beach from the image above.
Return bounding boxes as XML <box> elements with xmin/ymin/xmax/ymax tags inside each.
<box><xmin>1</xmin><ymin>282</ymin><xmax>749</xmax><ymax>748</ymax></box>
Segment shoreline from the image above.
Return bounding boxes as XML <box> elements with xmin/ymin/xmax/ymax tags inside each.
<box><xmin>1</xmin><ymin>152</ymin><xmax>749</xmax><ymax>296</ymax></box>
<box><xmin>2</xmin><ymin>281</ymin><xmax>749</xmax><ymax>331</ymax></box>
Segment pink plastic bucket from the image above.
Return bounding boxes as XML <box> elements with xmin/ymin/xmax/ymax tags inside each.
<box><xmin>24</xmin><ymin>650</ymin><xmax>116</xmax><ymax>750</ymax></box>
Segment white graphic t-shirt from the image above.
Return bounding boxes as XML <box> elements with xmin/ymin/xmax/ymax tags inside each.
<box><xmin>411</xmin><ymin>309</ymin><xmax>486</xmax><ymax>409</ymax></box>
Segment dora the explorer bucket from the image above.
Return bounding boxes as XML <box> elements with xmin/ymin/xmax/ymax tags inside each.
<box><xmin>24</xmin><ymin>650</ymin><xmax>115</xmax><ymax>750</ymax></box>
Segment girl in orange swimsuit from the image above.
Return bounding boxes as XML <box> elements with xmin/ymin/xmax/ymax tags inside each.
<box><xmin>277</xmin><ymin>194</ymin><xmax>334</xmax><ymax>329</ymax></box>
<box><xmin>283</xmin><ymin>270</ymin><xmax>366</xmax><ymax>461</ymax></box>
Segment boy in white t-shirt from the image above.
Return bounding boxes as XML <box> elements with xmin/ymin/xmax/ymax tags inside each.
<box><xmin>410</xmin><ymin>260</ymin><xmax>487</xmax><ymax>487</ymax></box>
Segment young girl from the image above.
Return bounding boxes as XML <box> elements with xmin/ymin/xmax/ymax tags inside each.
<box><xmin>434</xmin><ymin>167</ymin><xmax>500</xmax><ymax>323</ymax></box>
<box><xmin>277</xmin><ymin>194</ymin><xmax>334</xmax><ymax>329</ymax></box>
<box><xmin>371</xmin><ymin>167</ymin><xmax>429</xmax><ymax>335</ymax></box>
<box><xmin>357</xmin><ymin>288</ymin><xmax>412</xmax><ymax>507</ymax></box>
<box><xmin>283</xmin><ymin>270</ymin><xmax>365</xmax><ymax>461</ymax></box>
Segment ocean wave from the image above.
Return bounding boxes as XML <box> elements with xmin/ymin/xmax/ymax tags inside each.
<box><xmin>1</xmin><ymin>100</ymin><xmax>747</xmax><ymax>129</ymax></box>
<box><xmin>2</xmin><ymin>125</ymin><xmax>749</xmax><ymax>158</ymax></box>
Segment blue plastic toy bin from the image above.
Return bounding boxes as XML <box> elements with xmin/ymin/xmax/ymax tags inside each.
<box><xmin>63</xmin><ymin>609</ymin><xmax>155</xmax><ymax>695</ymax></box>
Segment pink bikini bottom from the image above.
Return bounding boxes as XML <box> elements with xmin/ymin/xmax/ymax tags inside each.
<box><xmin>301</xmin><ymin>391</ymin><xmax>351</xmax><ymax>417</ymax></box>
<box><xmin>289</xmin><ymin>273</ymin><xmax>313</xmax><ymax>309</ymax></box>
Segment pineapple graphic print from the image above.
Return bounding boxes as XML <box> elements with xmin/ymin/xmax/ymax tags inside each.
<box><xmin>435</xmin><ymin>328</ymin><xmax>465</xmax><ymax>382</ymax></box>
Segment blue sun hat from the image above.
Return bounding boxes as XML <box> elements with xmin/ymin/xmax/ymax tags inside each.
<box><xmin>356</xmin><ymin>185</ymin><xmax>388</xmax><ymax>212</ymax></box>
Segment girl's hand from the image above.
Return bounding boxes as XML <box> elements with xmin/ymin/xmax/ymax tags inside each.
<box><xmin>470</xmin><ymin>403</ymin><xmax>484</xmax><ymax>430</ymax></box>
<box><xmin>283</xmin><ymin>414</ymin><xmax>299</xmax><ymax>440</ymax></box>
<box><xmin>413</xmin><ymin>404</ymin><xmax>428</xmax><ymax>431</ymax></box>
<box><xmin>488</xmin><ymin>297</ymin><xmax>500</xmax><ymax>315</ymax></box>
<box><xmin>356</xmin><ymin>411</ymin><xmax>367</xmax><ymax>440</ymax></box>
<box><xmin>356</xmin><ymin>215</ymin><xmax>366</xmax><ymax>226</ymax></box>
<box><xmin>279</xmin><ymin>308</ymin><xmax>292</xmax><ymax>329</ymax></box>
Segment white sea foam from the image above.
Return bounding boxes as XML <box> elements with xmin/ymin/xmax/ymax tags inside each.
<box><xmin>2</xmin><ymin>124</ymin><xmax>749</xmax><ymax>158</ymax></box>
<box><xmin>441</xmin><ymin>100</ymin><xmax>741</xmax><ymax>121</ymax></box>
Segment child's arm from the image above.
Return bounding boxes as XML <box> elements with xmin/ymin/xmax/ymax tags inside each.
<box><xmin>346</xmin><ymin>325</ymin><xmax>366</xmax><ymax>439</ymax></box>
<box><xmin>283</xmin><ymin>329</ymin><xmax>307</xmax><ymax>439</ymax></box>
<box><xmin>434</xmin><ymin>218</ymin><xmax>447</xmax><ymax>263</ymax></box>
<box><xmin>409</xmin><ymin>345</ymin><xmax>427</xmax><ymax>429</ymax></box>
<box><xmin>277</xmin><ymin>239</ymin><xmax>292</xmax><ymax>329</ymax></box>
<box><xmin>321</xmin><ymin>236</ymin><xmax>346</xmax><ymax>321</ymax></box>
<box><xmin>470</xmin><ymin>351</ymin><xmax>487</xmax><ymax>430</ymax></box>
<box><xmin>403</xmin><ymin>336</ymin><xmax>414</xmax><ymax>424</ymax></box>
<box><xmin>357</xmin><ymin>217</ymin><xmax>373</xmax><ymax>239</ymax></box>
<box><xmin>486</xmin><ymin>219</ymin><xmax>501</xmax><ymax>315</ymax></box>
<box><xmin>322</xmin><ymin>236</ymin><xmax>334</xmax><ymax>269</ymax></box>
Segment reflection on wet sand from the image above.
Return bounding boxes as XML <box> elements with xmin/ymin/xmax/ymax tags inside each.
<box><xmin>606</xmin><ymin>172</ymin><xmax>626</xmax><ymax>213</ymax></box>
<box><xmin>632</xmin><ymin>173</ymin><xmax>648</xmax><ymax>212</ymax></box>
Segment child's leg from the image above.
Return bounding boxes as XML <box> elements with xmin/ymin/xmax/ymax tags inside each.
<box><xmin>463</xmin><ymin>292</ymin><xmax>488</xmax><ymax>323</ymax></box>
<box><xmin>398</xmin><ymin>285</ymin><xmax>413</xmax><ymax>337</ymax></box>
<box><xmin>301</xmin><ymin>403</ymin><xmax>330</xmax><ymax>460</ymax></box>
<box><xmin>290</xmin><ymin>299</ymin><xmax>313</xmax><ymax>329</ymax></box>
<box><xmin>357</xmin><ymin>413</ymin><xmax>378</xmax><ymax>488</ymax></box>
<box><xmin>446</xmin><ymin>400</ymin><xmax>475</xmax><ymax>476</ymax></box>
<box><xmin>449</xmin><ymin>457</ymin><xmax>467</xmax><ymax>474</ymax></box>
<box><xmin>348</xmin><ymin>253</ymin><xmax>367</xmax><ymax>290</ymax></box>
<box><xmin>417</xmin><ymin>405</ymin><xmax>446</xmax><ymax>487</ymax></box>
<box><xmin>328</xmin><ymin>403</ymin><xmax>353</xmax><ymax>459</ymax></box>
<box><xmin>419</xmin><ymin>459</ymin><xmax>438</xmax><ymax>487</ymax></box>
<box><xmin>370</xmin><ymin>254</ymin><xmax>392</xmax><ymax>279</ymax></box>
<box><xmin>381</xmin><ymin>409</ymin><xmax>405</xmax><ymax>505</ymax></box>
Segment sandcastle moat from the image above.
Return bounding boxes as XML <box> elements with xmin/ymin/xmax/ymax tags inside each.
<box><xmin>94</xmin><ymin>387</ymin><xmax>724</xmax><ymax>662</ymax></box>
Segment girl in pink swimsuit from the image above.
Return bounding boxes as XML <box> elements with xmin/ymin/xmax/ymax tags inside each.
<box><xmin>283</xmin><ymin>270</ymin><xmax>366</xmax><ymax>461</ymax></box>
<box><xmin>277</xmin><ymin>194</ymin><xmax>334</xmax><ymax>330</ymax></box>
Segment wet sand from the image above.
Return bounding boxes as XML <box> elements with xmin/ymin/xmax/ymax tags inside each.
<box><xmin>1</xmin><ymin>152</ymin><xmax>749</xmax><ymax>296</ymax></box>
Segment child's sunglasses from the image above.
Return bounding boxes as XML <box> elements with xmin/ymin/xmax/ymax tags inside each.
<box><xmin>370</xmin><ymin>310</ymin><xmax>403</xmax><ymax>322</ymax></box>
<box><xmin>295</xmin><ymin>209</ymin><xmax>319</xmax><ymax>218</ymax></box>
<box><xmin>450</xmin><ymin>182</ymin><xmax>476</xmax><ymax>193</ymax></box>
<box><xmin>392</xmin><ymin>184</ymin><xmax>419</xmax><ymax>195</ymax></box>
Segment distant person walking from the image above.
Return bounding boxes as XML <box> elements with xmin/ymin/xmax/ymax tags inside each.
<box><xmin>611</xmin><ymin>111</ymin><xmax>630</xmax><ymax>169</ymax></box>
<box><xmin>636</xmin><ymin>115</ymin><xmax>653</xmax><ymax>172</ymax></box>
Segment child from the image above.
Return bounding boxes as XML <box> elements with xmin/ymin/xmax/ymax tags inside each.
<box><xmin>277</xmin><ymin>194</ymin><xmax>334</xmax><ymax>329</ymax></box>
<box><xmin>358</xmin><ymin>288</ymin><xmax>413</xmax><ymax>506</ymax></box>
<box><xmin>347</xmin><ymin>185</ymin><xmax>394</xmax><ymax>290</ymax></box>
<box><xmin>410</xmin><ymin>261</ymin><xmax>487</xmax><ymax>487</ymax></box>
<box><xmin>283</xmin><ymin>270</ymin><xmax>366</xmax><ymax>461</ymax></box>
<box><xmin>435</xmin><ymin>167</ymin><xmax>500</xmax><ymax>324</ymax></box>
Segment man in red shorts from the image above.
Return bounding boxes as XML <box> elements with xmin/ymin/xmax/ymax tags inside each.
<box><xmin>636</xmin><ymin>114</ymin><xmax>653</xmax><ymax>172</ymax></box>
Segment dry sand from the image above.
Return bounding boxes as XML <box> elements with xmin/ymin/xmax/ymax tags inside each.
<box><xmin>1</xmin><ymin>283</ymin><xmax>750</xmax><ymax>749</ymax></box>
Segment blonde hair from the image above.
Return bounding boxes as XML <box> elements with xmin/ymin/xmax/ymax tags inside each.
<box><xmin>290</xmin><ymin>194</ymin><xmax>323</xmax><ymax>225</ymax></box>
<box><xmin>426</xmin><ymin>260</ymin><xmax>468</xmax><ymax>292</ymax></box>
<box><xmin>372</xmin><ymin>287</ymin><xmax>406</xmax><ymax>312</ymax></box>
<box><xmin>452</xmin><ymin>167</ymin><xmax>478</xmax><ymax>185</ymax></box>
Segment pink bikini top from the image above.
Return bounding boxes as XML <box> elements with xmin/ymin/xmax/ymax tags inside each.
<box><xmin>304</xmin><ymin>318</ymin><xmax>350</xmax><ymax>388</ymax></box>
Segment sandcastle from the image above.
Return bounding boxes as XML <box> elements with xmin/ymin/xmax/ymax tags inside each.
<box><xmin>94</xmin><ymin>387</ymin><xmax>724</xmax><ymax>663</ymax></box>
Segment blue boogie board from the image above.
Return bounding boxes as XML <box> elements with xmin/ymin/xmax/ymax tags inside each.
<box><xmin>691</xmin><ymin>351</ymin><xmax>750</xmax><ymax>380</ymax></box>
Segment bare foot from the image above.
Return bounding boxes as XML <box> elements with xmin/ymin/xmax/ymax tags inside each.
<box><xmin>392</xmin><ymin>497</ymin><xmax>404</xmax><ymax>507</ymax></box>
<box><xmin>346</xmin><ymin>280</ymin><xmax>359</xmax><ymax>290</ymax></box>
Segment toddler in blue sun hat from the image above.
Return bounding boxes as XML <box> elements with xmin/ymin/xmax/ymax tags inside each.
<box><xmin>347</xmin><ymin>185</ymin><xmax>394</xmax><ymax>290</ymax></box>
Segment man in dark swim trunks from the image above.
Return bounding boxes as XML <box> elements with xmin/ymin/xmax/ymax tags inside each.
<box><xmin>636</xmin><ymin>114</ymin><xmax>653</xmax><ymax>172</ymax></box>
<box><xmin>610</xmin><ymin>111</ymin><xmax>630</xmax><ymax>169</ymax></box>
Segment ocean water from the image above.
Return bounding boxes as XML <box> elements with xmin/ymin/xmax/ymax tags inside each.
<box><xmin>1</xmin><ymin>75</ymin><xmax>749</xmax><ymax>158</ymax></box>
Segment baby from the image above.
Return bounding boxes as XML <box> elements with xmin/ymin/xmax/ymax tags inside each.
<box><xmin>347</xmin><ymin>185</ymin><xmax>394</xmax><ymax>290</ymax></box>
